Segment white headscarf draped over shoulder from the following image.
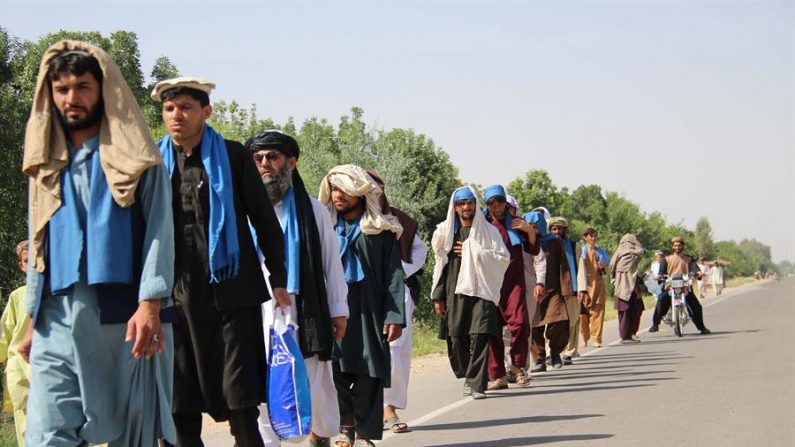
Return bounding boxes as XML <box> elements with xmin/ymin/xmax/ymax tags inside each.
<box><xmin>430</xmin><ymin>186</ymin><xmax>510</xmax><ymax>305</ymax></box>
<box><xmin>317</xmin><ymin>164</ymin><xmax>403</xmax><ymax>238</ymax></box>
<box><xmin>22</xmin><ymin>40</ymin><xmax>162</xmax><ymax>272</ymax></box>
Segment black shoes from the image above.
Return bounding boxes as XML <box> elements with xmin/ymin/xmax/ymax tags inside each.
<box><xmin>648</xmin><ymin>325</ymin><xmax>659</xmax><ymax>333</ymax></box>
<box><xmin>700</xmin><ymin>328</ymin><xmax>712</xmax><ymax>334</ymax></box>
<box><xmin>561</xmin><ymin>355</ymin><xmax>573</xmax><ymax>365</ymax></box>
<box><xmin>551</xmin><ymin>353</ymin><xmax>563</xmax><ymax>369</ymax></box>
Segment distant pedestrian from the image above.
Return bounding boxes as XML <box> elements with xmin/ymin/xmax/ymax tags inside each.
<box><xmin>610</xmin><ymin>234</ymin><xmax>645</xmax><ymax>343</ymax></box>
<box><xmin>0</xmin><ymin>240</ymin><xmax>32</xmax><ymax>446</ymax></box>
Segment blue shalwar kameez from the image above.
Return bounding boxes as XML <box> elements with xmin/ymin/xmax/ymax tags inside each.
<box><xmin>24</xmin><ymin>136</ymin><xmax>176</xmax><ymax>447</ymax></box>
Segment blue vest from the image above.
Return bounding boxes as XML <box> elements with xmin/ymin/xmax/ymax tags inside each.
<box><xmin>46</xmin><ymin>147</ymin><xmax>172</xmax><ymax>324</ymax></box>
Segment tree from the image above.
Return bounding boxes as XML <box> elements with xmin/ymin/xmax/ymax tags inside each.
<box><xmin>693</xmin><ymin>217</ymin><xmax>716</xmax><ymax>259</ymax></box>
<box><xmin>507</xmin><ymin>170</ymin><xmax>563</xmax><ymax>216</ymax></box>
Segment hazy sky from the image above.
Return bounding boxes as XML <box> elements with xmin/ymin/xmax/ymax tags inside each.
<box><xmin>3</xmin><ymin>1</ymin><xmax>793</xmax><ymax>261</ymax></box>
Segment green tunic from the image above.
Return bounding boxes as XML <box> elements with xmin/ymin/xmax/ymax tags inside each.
<box><xmin>335</xmin><ymin>231</ymin><xmax>405</xmax><ymax>387</ymax></box>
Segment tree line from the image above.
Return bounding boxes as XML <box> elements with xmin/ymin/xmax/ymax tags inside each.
<box><xmin>0</xmin><ymin>29</ymin><xmax>787</xmax><ymax>324</ymax></box>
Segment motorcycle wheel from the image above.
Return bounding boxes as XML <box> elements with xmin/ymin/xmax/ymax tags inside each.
<box><xmin>674</xmin><ymin>305</ymin><xmax>682</xmax><ymax>337</ymax></box>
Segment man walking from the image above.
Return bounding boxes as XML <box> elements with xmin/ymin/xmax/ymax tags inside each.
<box><xmin>578</xmin><ymin>228</ymin><xmax>610</xmax><ymax>349</ymax></box>
<box><xmin>525</xmin><ymin>212</ymin><xmax>572</xmax><ymax>372</ymax></box>
<box><xmin>432</xmin><ymin>187</ymin><xmax>510</xmax><ymax>399</ymax></box>
<box><xmin>21</xmin><ymin>41</ymin><xmax>176</xmax><ymax>446</ymax></box>
<box><xmin>152</xmin><ymin>77</ymin><xmax>289</xmax><ymax>447</ymax></box>
<box><xmin>244</xmin><ymin>130</ymin><xmax>349</xmax><ymax>447</ymax></box>
<box><xmin>482</xmin><ymin>185</ymin><xmax>539</xmax><ymax>389</ymax></box>
<box><xmin>366</xmin><ymin>170</ymin><xmax>428</xmax><ymax>435</ymax></box>
<box><xmin>548</xmin><ymin>217</ymin><xmax>582</xmax><ymax>362</ymax></box>
<box><xmin>318</xmin><ymin>165</ymin><xmax>406</xmax><ymax>447</ymax></box>
<box><xmin>1</xmin><ymin>241</ymin><xmax>32</xmax><ymax>446</ymax></box>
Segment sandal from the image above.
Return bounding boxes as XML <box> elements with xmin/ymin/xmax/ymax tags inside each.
<box><xmin>383</xmin><ymin>414</ymin><xmax>410</xmax><ymax>433</ymax></box>
<box><xmin>334</xmin><ymin>426</ymin><xmax>356</xmax><ymax>447</ymax></box>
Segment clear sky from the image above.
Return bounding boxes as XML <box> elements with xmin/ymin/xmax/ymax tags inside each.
<box><xmin>3</xmin><ymin>0</ymin><xmax>794</xmax><ymax>261</ymax></box>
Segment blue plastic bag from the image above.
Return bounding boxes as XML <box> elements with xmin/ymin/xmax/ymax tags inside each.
<box><xmin>267</xmin><ymin>312</ymin><xmax>312</xmax><ymax>440</ymax></box>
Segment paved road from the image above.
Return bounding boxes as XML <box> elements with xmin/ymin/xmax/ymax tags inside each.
<box><xmin>205</xmin><ymin>279</ymin><xmax>794</xmax><ymax>446</ymax></box>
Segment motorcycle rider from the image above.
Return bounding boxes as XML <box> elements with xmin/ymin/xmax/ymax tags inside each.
<box><xmin>649</xmin><ymin>236</ymin><xmax>712</xmax><ymax>334</ymax></box>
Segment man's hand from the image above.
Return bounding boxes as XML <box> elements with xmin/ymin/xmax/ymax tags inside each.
<box><xmin>434</xmin><ymin>300</ymin><xmax>447</xmax><ymax>317</ymax></box>
<box><xmin>512</xmin><ymin>219</ymin><xmax>537</xmax><ymax>243</ymax></box>
<box><xmin>453</xmin><ymin>241</ymin><xmax>463</xmax><ymax>257</ymax></box>
<box><xmin>126</xmin><ymin>300</ymin><xmax>162</xmax><ymax>359</ymax></box>
<box><xmin>18</xmin><ymin>319</ymin><xmax>34</xmax><ymax>363</ymax></box>
<box><xmin>272</xmin><ymin>287</ymin><xmax>293</xmax><ymax>310</ymax></box>
<box><xmin>331</xmin><ymin>316</ymin><xmax>348</xmax><ymax>341</ymax></box>
<box><xmin>579</xmin><ymin>291</ymin><xmax>592</xmax><ymax>307</ymax></box>
<box><xmin>533</xmin><ymin>284</ymin><xmax>544</xmax><ymax>300</ymax></box>
<box><xmin>383</xmin><ymin>323</ymin><xmax>403</xmax><ymax>343</ymax></box>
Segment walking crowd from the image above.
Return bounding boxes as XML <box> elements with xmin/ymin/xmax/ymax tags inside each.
<box><xmin>0</xmin><ymin>41</ymin><xmax>715</xmax><ymax>447</ymax></box>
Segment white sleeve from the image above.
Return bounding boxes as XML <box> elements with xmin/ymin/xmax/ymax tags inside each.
<box><xmin>401</xmin><ymin>233</ymin><xmax>428</xmax><ymax>278</ymax></box>
<box><xmin>534</xmin><ymin>247</ymin><xmax>547</xmax><ymax>285</ymax></box>
<box><xmin>312</xmin><ymin>199</ymin><xmax>349</xmax><ymax>319</ymax></box>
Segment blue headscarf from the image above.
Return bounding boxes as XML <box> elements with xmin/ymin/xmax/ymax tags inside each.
<box><xmin>523</xmin><ymin>212</ymin><xmax>557</xmax><ymax>248</ymax></box>
<box><xmin>452</xmin><ymin>187</ymin><xmax>476</xmax><ymax>234</ymax></box>
<box><xmin>483</xmin><ymin>184</ymin><xmax>523</xmax><ymax>246</ymax></box>
<box><xmin>159</xmin><ymin>124</ymin><xmax>240</xmax><ymax>283</ymax></box>
<box><xmin>453</xmin><ymin>187</ymin><xmax>476</xmax><ymax>202</ymax></box>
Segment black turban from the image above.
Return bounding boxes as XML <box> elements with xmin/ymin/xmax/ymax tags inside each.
<box><xmin>244</xmin><ymin>129</ymin><xmax>300</xmax><ymax>159</ymax></box>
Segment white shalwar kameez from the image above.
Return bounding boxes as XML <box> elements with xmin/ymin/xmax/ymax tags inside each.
<box><xmin>384</xmin><ymin>234</ymin><xmax>428</xmax><ymax>410</ymax></box>
<box><xmin>258</xmin><ymin>197</ymin><xmax>349</xmax><ymax>446</ymax></box>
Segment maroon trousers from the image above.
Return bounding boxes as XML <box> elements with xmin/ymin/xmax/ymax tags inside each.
<box><xmin>616</xmin><ymin>296</ymin><xmax>644</xmax><ymax>340</ymax></box>
<box><xmin>488</xmin><ymin>281</ymin><xmax>530</xmax><ymax>379</ymax></box>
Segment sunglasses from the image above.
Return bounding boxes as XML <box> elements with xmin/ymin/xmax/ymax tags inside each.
<box><xmin>253</xmin><ymin>151</ymin><xmax>282</xmax><ymax>163</ymax></box>
<box><xmin>486</xmin><ymin>197</ymin><xmax>506</xmax><ymax>205</ymax></box>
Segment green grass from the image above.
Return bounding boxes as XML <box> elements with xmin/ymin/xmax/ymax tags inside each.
<box><xmin>411</xmin><ymin>321</ymin><xmax>446</xmax><ymax>358</ymax></box>
<box><xmin>0</xmin><ymin>412</ymin><xmax>14</xmax><ymax>446</ymax></box>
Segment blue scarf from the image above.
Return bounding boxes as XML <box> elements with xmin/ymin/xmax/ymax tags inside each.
<box><xmin>582</xmin><ymin>245</ymin><xmax>610</xmax><ymax>266</ymax></box>
<box><xmin>562</xmin><ymin>238</ymin><xmax>578</xmax><ymax>292</ymax></box>
<box><xmin>281</xmin><ymin>187</ymin><xmax>301</xmax><ymax>294</ymax></box>
<box><xmin>49</xmin><ymin>139</ymin><xmax>134</xmax><ymax>293</ymax></box>
<box><xmin>336</xmin><ymin>215</ymin><xmax>364</xmax><ymax>283</ymax></box>
<box><xmin>483</xmin><ymin>209</ymin><xmax>524</xmax><ymax>246</ymax></box>
<box><xmin>522</xmin><ymin>212</ymin><xmax>557</xmax><ymax>248</ymax></box>
<box><xmin>159</xmin><ymin>124</ymin><xmax>239</xmax><ymax>283</ymax></box>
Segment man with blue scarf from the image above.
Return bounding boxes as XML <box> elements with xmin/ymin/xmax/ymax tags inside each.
<box><xmin>243</xmin><ymin>130</ymin><xmax>349</xmax><ymax>447</ymax></box>
<box><xmin>525</xmin><ymin>212</ymin><xmax>573</xmax><ymax>372</ymax></box>
<box><xmin>482</xmin><ymin>185</ymin><xmax>540</xmax><ymax>390</ymax></box>
<box><xmin>318</xmin><ymin>165</ymin><xmax>405</xmax><ymax>447</ymax></box>
<box><xmin>549</xmin><ymin>217</ymin><xmax>583</xmax><ymax>363</ymax></box>
<box><xmin>152</xmin><ymin>78</ymin><xmax>289</xmax><ymax>447</ymax></box>
<box><xmin>21</xmin><ymin>41</ymin><xmax>176</xmax><ymax>447</ymax></box>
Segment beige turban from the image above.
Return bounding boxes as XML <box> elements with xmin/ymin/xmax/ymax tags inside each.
<box><xmin>22</xmin><ymin>40</ymin><xmax>162</xmax><ymax>272</ymax></box>
<box><xmin>318</xmin><ymin>164</ymin><xmax>403</xmax><ymax>237</ymax></box>
<box><xmin>547</xmin><ymin>216</ymin><xmax>569</xmax><ymax>229</ymax></box>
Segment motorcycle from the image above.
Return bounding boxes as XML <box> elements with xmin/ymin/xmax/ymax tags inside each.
<box><xmin>661</xmin><ymin>273</ymin><xmax>693</xmax><ymax>337</ymax></box>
